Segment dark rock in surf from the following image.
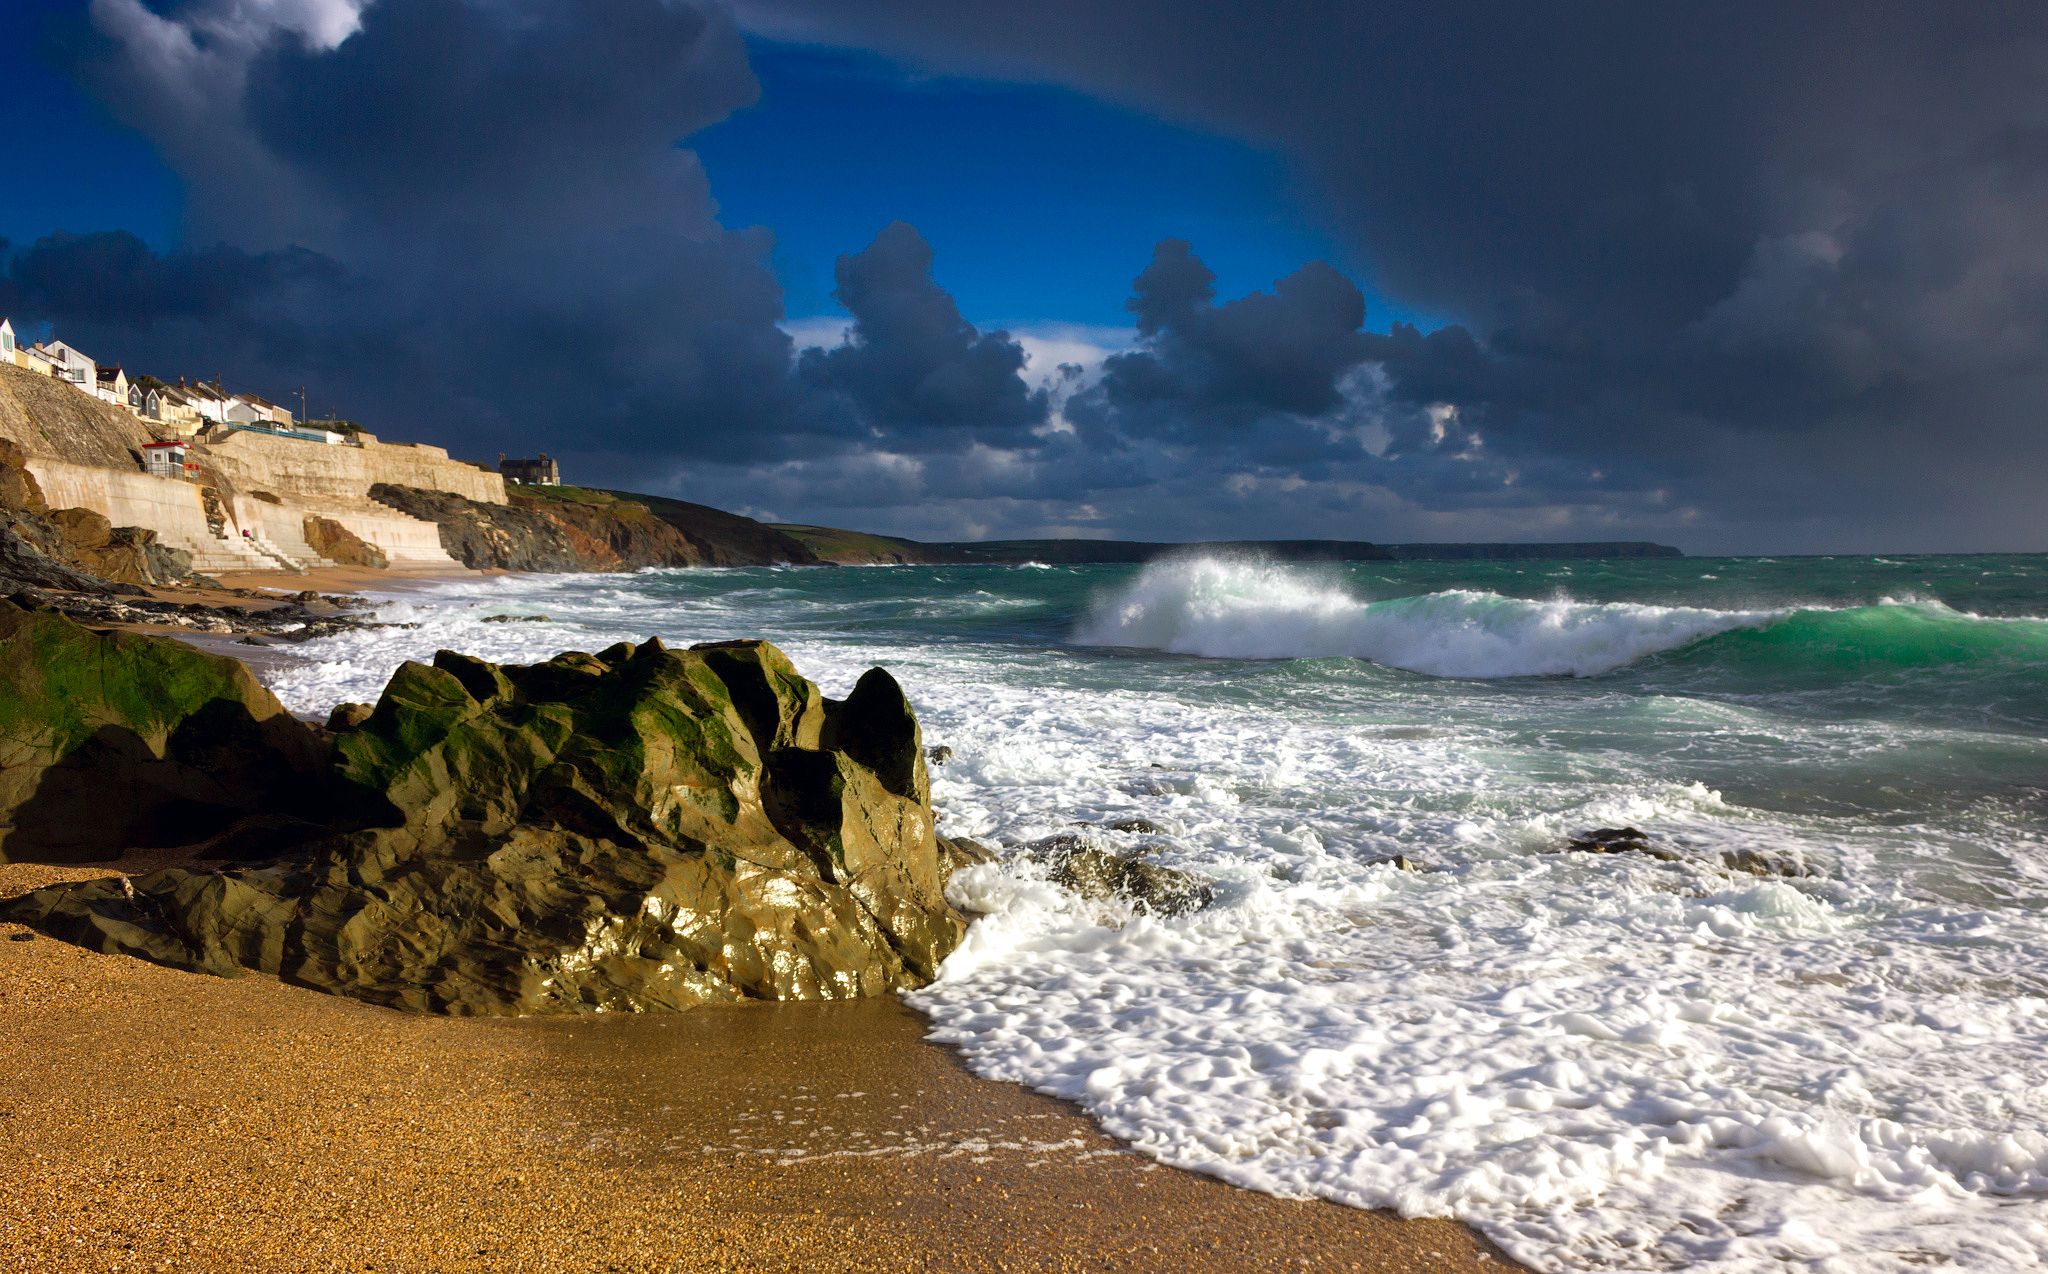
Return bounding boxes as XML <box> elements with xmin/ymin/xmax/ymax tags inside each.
<box><xmin>936</xmin><ymin>834</ymin><xmax>998</xmax><ymax>880</ymax></box>
<box><xmin>1020</xmin><ymin>833</ymin><xmax>1215</xmax><ymax>917</ymax></box>
<box><xmin>927</xmin><ymin>744</ymin><xmax>955</xmax><ymax>766</ymax></box>
<box><xmin>1720</xmin><ymin>847</ymin><xmax>1817</xmax><ymax>879</ymax></box>
<box><xmin>1102</xmin><ymin>817</ymin><xmax>1169</xmax><ymax>835</ymax></box>
<box><xmin>1562</xmin><ymin>826</ymin><xmax>1684</xmax><ymax>862</ymax></box>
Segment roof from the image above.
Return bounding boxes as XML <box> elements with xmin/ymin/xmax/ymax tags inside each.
<box><xmin>97</xmin><ymin>366</ymin><xmax>125</xmax><ymax>383</ymax></box>
<box><xmin>141</xmin><ymin>441</ymin><xmax>188</xmax><ymax>450</ymax></box>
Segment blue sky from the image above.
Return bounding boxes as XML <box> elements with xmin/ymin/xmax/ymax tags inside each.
<box><xmin>692</xmin><ymin>40</ymin><xmax>1397</xmax><ymax>332</ymax></box>
<box><xmin>0</xmin><ymin>0</ymin><xmax>180</xmax><ymax>253</ymax></box>
<box><xmin>1</xmin><ymin>17</ymin><xmax>1401</xmax><ymax>339</ymax></box>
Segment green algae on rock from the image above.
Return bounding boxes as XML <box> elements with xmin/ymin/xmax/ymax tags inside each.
<box><xmin>0</xmin><ymin>601</ymin><xmax>331</xmax><ymax>862</ymax></box>
<box><xmin>2</xmin><ymin>633</ymin><xmax>968</xmax><ymax>1015</ymax></box>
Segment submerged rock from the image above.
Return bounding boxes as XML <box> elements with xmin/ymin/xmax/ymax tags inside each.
<box><xmin>1560</xmin><ymin>826</ymin><xmax>1818</xmax><ymax>879</ymax></box>
<box><xmin>935</xmin><ymin>834</ymin><xmax>998</xmax><ymax>881</ymax></box>
<box><xmin>1562</xmin><ymin>826</ymin><xmax>1685</xmax><ymax>862</ymax></box>
<box><xmin>1719</xmin><ymin>847</ymin><xmax>1817</xmax><ymax>879</ymax></box>
<box><xmin>1100</xmin><ymin>816</ymin><xmax>1169</xmax><ymax>835</ymax></box>
<box><xmin>0</xmin><ymin>602</ymin><xmax>331</xmax><ymax>862</ymax></box>
<box><xmin>1020</xmin><ymin>834</ymin><xmax>1215</xmax><ymax>917</ymax></box>
<box><xmin>2</xmin><ymin>636</ymin><xmax>966</xmax><ymax>1015</ymax></box>
<box><xmin>926</xmin><ymin>744</ymin><xmax>955</xmax><ymax>766</ymax></box>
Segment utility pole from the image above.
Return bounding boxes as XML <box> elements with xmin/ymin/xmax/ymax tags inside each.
<box><xmin>298</xmin><ymin>385</ymin><xmax>308</xmax><ymax>423</ymax></box>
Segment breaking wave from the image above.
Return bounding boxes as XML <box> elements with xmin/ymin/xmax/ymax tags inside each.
<box><xmin>1072</xmin><ymin>557</ymin><xmax>2048</xmax><ymax>679</ymax></box>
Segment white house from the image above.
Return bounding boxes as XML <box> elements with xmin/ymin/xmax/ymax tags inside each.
<box><xmin>95</xmin><ymin>365</ymin><xmax>130</xmax><ymax>408</ymax></box>
<box><xmin>224</xmin><ymin>392</ymin><xmax>296</xmax><ymax>426</ymax></box>
<box><xmin>153</xmin><ymin>384</ymin><xmax>206</xmax><ymax>434</ymax></box>
<box><xmin>37</xmin><ymin>340</ymin><xmax>97</xmax><ymax>395</ymax></box>
<box><xmin>179</xmin><ymin>379</ymin><xmax>231</xmax><ymax>423</ymax></box>
<box><xmin>0</xmin><ymin>318</ymin><xmax>14</xmax><ymax>364</ymax></box>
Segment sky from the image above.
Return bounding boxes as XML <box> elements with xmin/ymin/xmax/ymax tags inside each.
<box><xmin>0</xmin><ymin>0</ymin><xmax>2044</xmax><ymax>554</ymax></box>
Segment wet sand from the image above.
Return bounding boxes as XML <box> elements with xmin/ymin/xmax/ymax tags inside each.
<box><xmin>210</xmin><ymin>563</ymin><xmax>490</xmax><ymax>595</ymax></box>
<box><xmin>1</xmin><ymin>858</ymin><xmax>1522</xmax><ymax>1273</ymax></box>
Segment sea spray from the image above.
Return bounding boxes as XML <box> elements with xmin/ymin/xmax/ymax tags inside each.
<box><xmin>1072</xmin><ymin>555</ymin><xmax>1780</xmax><ymax>675</ymax></box>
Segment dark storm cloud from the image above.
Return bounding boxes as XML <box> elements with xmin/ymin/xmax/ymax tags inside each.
<box><xmin>46</xmin><ymin>0</ymin><xmax>1041</xmax><ymax>470</ymax></box>
<box><xmin>1073</xmin><ymin>239</ymin><xmax>1371</xmax><ymax>449</ymax></box>
<box><xmin>736</xmin><ymin>0</ymin><xmax>2048</xmax><ymax>550</ymax></box>
<box><xmin>0</xmin><ymin>230</ymin><xmax>340</xmax><ymax>327</ymax></box>
<box><xmin>798</xmin><ymin>222</ymin><xmax>1048</xmax><ymax>443</ymax></box>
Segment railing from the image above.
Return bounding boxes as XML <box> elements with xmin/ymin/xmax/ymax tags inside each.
<box><xmin>215</xmin><ymin>420</ymin><xmax>363</xmax><ymax>447</ymax></box>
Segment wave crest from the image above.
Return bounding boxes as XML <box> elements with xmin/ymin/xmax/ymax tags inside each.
<box><xmin>1072</xmin><ymin>558</ymin><xmax>1778</xmax><ymax>677</ymax></box>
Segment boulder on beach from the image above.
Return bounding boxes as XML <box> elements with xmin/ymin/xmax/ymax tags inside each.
<box><xmin>3</xmin><ymin>634</ymin><xmax>968</xmax><ymax>1015</ymax></box>
<box><xmin>0</xmin><ymin>601</ymin><xmax>331</xmax><ymax>862</ymax></box>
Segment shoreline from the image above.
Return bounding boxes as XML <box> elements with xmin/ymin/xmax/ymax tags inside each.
<box><xmin>1</xmin><ymin>569</ymin><xmax>1528</xmax><ymax>1270</ymax></box>
<box><xmin>1</xmin><ymin>856</ymin><xmax>1522</xmax><ymax>1272</ymax></box>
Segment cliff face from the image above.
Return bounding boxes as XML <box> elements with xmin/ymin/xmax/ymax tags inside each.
<box><xmin>0</xmin><ymin>362</ymin><xmax>154</xmax><ymax>469</ymax></box>
<box><xmin>594</xmin><ymin>490</ymin><xmax>822</xmax><ymax>566</ymax></box>
<box><xmin>369</xmin><ymin>483</ymin><xmax>612</xmax><ymax>572</ymax></box>
<box><xmin>0</xmin><ymin>439</ymin><xmax>191</xmax><ymax>592</ymax></box>
<box><xmin>508</xmin><ymin>487</ymin><xmax>705</xmax><ymax>567</ymax></box>
<box><xmin>372</xmin><ymin>483</ymin><xmax>825</xmax><ymax>573</ymax></box>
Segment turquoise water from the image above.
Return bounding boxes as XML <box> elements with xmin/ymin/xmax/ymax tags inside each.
<box><xmin>272</xmin><ymin>552</ymin><xmax>2048</xmax><ymax>1272</ymax></box>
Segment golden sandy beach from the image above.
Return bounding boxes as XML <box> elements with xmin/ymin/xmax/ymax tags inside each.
<box><xmin>3</xmin><ymin>859</ymin><xmax>1521</xmax><ymax>1273</ymax></box>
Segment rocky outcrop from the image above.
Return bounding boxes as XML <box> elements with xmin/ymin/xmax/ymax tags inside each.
<box><xmin>378</xmin><ymin>481</ymin><xmax>828</xmax><ymax>572</ymax></box>
<box><xmin>0</xmin><ymin>438</ymin><xmax>186</xmax><ymax>592</ymax></box>
<box><xmin>369</xmin><ymin>482</ymin><xmax>614</xmax><ymax>572</ymax></box>
<box><xmin>0</xmin><ymin>602</ymin><xmax>331</xmax><ymax>862</ymax></box>
<box><xmin>302</xmin><ymin>514</ymin><xmax>388</xmax><ymax>569</ymax></box>
<box><xmin>2</xmin><ymin>636</ymin><xmax>968</xmax><ymax>1015</ymax></box>
<box><xmin>508</xmin><ymin>487</ymin><xmax>702</xmax><ymax>568</ymax></box>
<box><xmin>42</xmin><ymin>507</ymin><xmax>191</xmax><ymax>585</ymax></box>
<box><xmin>597</xmin><ymin>490</ymin><xmax>823</xmax><ymax>567</ymax></box>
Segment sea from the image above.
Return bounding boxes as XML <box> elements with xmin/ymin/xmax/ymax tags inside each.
<box><xmin>262</xmin><ymin>552</ymin><xmax>2048</xmax><ymax>1272</ymax></box>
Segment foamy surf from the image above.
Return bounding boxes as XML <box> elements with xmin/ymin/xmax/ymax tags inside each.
<box><xmin>253</xmin><ymin>554</ymin><xmax>2048</xmax><ymax>1273</ymax></box>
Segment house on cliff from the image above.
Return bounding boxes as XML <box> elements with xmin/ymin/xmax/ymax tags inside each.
<box><xmin>11</xmin><ymin>335</ymin><xmax>57</xmax><ymax>376</ymax></box>
<box><xmin>178</xmin><ymin>379</ymin><xmax>230</xmax><ymax>424</ymax></box>
<box><xmin>225</xmin><ymin>392</ymin><xmax>295</xmax><ymax>426</ymax></box>
<box><xmin>0</xmin><ymin>319</ymin><xmax>12</xmax><ymax>364</ymax></box>
<box><xmin>35</xmin><ymin>340</ymin><xmax>96</xmax><ymax>395</ymax></box>
<box><xmin>95</xmin><ymin>366</ymin><xmax>130</xmax><ymax>409</ymax></box>
<box><xmin>128</xmin><ymin>379</ymin><xmax>163</xmax><ymax>422</ymax></box>
<box><xmin>500</xmin><ymin>453</ymin><xmax>561</xmax><ymax>485</ymax></box>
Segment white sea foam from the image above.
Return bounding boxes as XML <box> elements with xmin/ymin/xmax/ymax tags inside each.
<box><xmin>1071</xmin><ymin>557</ymin><xmax>1780</xmax><ymax>676</ymax></box>
<box><xmin>255</xmin><ymin>565</ymin><xmax>2048</xmax><ymax>1273</ymax></box>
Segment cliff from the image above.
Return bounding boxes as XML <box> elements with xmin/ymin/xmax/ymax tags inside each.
<box><xmin>372</xmin><ymin>484</ymin><xmax>822</xmax><ymax>572</ymax></box>
<box><xmin>0</xmin><ymin>361</ymin><xmax>154</xmax><ymax>469</ymax></box>
<box><xmin>596</xmin><ymin>490</ymin><xmax>822</xmax><ymax>566</ymax></box>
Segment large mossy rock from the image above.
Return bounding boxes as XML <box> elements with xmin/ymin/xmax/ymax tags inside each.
<box><xmin>0</xmin><ymin>601</ymin><xmax>332</xmax><ymax>861</ymax></box>
<box><xmin>2</xmin><ymin>636</ymin><xmax>966</xmax><ymax>1015</ymax></box>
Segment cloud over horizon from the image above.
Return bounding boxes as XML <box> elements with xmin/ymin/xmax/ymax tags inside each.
<box><xmin>5</xmin><ymin>0</ymin><xmax>2046</xmax><ymax>551</ymax></box>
